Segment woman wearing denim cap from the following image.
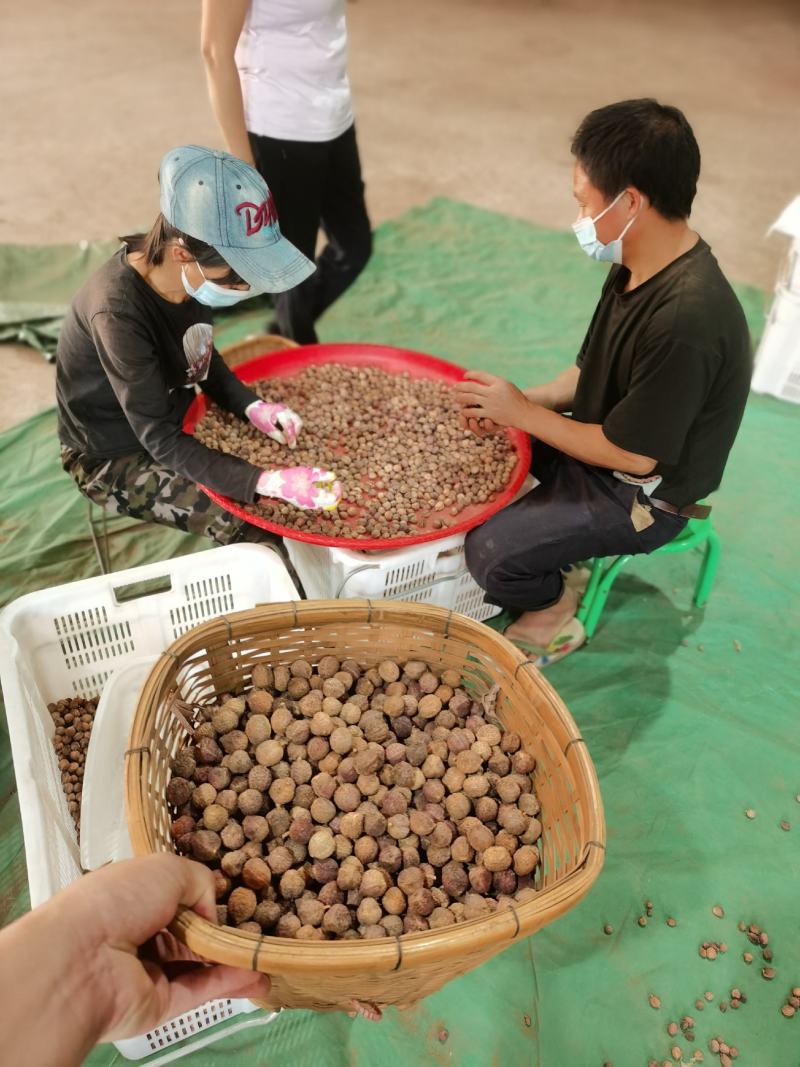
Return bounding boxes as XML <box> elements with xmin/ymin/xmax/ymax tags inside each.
<box><xmin>56</xmin><ymin>145</ymin><xmax>342</xmax><ymax>548</ymax></box>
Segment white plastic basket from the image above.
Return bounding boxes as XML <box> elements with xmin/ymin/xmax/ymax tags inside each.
<box><xmin>752</xmin><ymin>283</ymin><xmax>800</xmax><ymax>403</ymax></box>
<box><xmin>0</xmin><ymin>544</ymin><xmax>296</xmax><ymax>1061</ymax></box>
<box><xmin>286</xmin><ymin>531</ymin><xmax>501</xmax><ymax>622</ymax></box>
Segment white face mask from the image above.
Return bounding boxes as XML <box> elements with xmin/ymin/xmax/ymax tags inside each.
<box><xmin>572</xmin><ymin>189</ymin><xmax>639</xmax><ymax>264</ymax></box>
<box><xmin>181</xmin><ymin>261</ymin><xmax>253</xmax><ymax>308</ymax></box>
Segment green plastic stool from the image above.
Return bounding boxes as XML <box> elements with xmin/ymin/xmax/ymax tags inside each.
<box><xmin>576</xmin><ymin>515</ymin><xmax>721</xmax><ymax>640</ymax></box>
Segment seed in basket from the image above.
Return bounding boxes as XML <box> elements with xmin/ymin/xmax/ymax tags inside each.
<box><xmin>162</xmin><ymin>653</ymin><xmax>545</xmax><ymax>941</ymax></box>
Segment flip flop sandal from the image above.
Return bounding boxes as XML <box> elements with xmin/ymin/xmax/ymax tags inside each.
<box><xmin>506</xmin><ymin>616</ymin><xmax>586</xmax><ymax>668</ymax></box>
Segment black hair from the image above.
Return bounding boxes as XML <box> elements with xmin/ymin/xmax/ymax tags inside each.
<box><xmin>120</xmin><ymin>214</ymin><xmax>245</xmax><ymax>285</ymax></box>
<box><xmin>571</xmin><ymin>99</ymin><xmax>701</xmax><ymax>220</ymax></box>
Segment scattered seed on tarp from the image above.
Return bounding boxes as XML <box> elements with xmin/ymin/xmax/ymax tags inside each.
<box><xmin>763</xmin><ymin>947</ymin><xmax>774</xmax><ymax>961</ymax></box>
<box><xmin>733</xmin><ymin>639</ymin><xmax>742</xmax><ymax>652</ymax></box>
<box><xmin>704</xmin><ymin>991</ymin><xmax>714</xmax><ymax>1001</ymax></box>
<box><xmin>603</xmin><ymin>923</ymin><xmax>614</xmax><ymax>935</ymax></box>
<box><xmin>782</xmin><ymin>1004</ymin><xmax>796</xmax><ymax>1018</ymax></box>
<box><xmin>695</xmin><ymin>999</ymin><xmax>705</xmax><ymax>1011</ymax></box>
<box><xmin>719</xmin><ymin>1000</ymin><xmax>728</xmax><ymax>1012</ymax></box>
<box><xmin>743</xmin><ymin>952</ymin><xmax>753</xmax><ymax>963</ymax></box>
<box><xmin>523</xmin><ymin>1014</ymin><xmax>531</xmax><ymax>1027</ymax></box>
<box><xmin>638</xmin><ymin>915</ymin><xmax>647</xmax><ymax>927</ymax></box>
<box><xmin>745</xmin><ymin>808</ymin><xmax>756</xmax><ymax>819</ymax></box>
<box><xmin>648</xmin><ymin>994</ymin><xmax>661</xmax><ymax>1009</ymax></box>
<box><xmin>667</xmin><ymin>917</ymin><xmax>677</xmax><ymax>927</ymax></box>
<box><xmin>762</xmin><ymin>966</ymin><xmax>776</xmax><ymax>980</ymax></box>
<box><xmin>667</xmin><ymin>1022</ymin><xmax>679</xmax><ymax>1035</ymax></box>
<box><xmin>712</xmin><ymin>905</ymin><xmax>725</xmax><ymax>918</ymax></box>
<box><xmin>780</xmin><ymin>820</ymin><xmax>791</xmax><ymax>831</ymax></box>
<box><xmin>437</xmin><ymin>1028</ymin><xmax>449</xmax><ymax>1043</ymax></box>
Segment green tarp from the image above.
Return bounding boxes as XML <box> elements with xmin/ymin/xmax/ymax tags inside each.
<box><xmin>1</xmin><ymin>198</ymin><xmax>798</xmax><ymax>1066</ymax></box>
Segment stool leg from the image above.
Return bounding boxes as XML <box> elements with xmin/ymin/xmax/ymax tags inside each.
<box><xmin>576</xmin><ymin>559</ymin><xmax>604</xmax><ymax>627</ymax></box>
<box><xmin>584</xmin><ymin>555</ymin><xmax>633</xmax><ymax>639</ymax></box>
<box><xmin>694</xmin><ymin>529</ymin><xmax>721</xmax><ymax>608</ymax></box>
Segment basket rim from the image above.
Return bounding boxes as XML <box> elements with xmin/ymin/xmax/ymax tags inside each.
<box><xmin>125</xmin><ymin>599</ymin><xmax>605</xmax><ymax>970</ymax></box>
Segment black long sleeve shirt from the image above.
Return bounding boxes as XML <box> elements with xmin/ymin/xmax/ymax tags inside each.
<box><xmin>56</xmin><ymin>247</ymin><xmax>262</xmax><ymax>502</ymax></box>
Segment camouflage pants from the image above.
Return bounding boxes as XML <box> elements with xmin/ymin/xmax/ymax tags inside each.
<box><xmin>60</xmin><ymin>446</ymin><xmax>281</xmax><ymax>549</ymax></box>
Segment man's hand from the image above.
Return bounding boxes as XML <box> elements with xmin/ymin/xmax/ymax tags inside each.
<box><xmin>454</xmin><ymin>371</ymin><xmax>532</xmax><ymax>431</ymax></box>
<box><xmin>246</xmin><ymin>400</ymin><xmax>302</xmax><ymax>448</ymax></box>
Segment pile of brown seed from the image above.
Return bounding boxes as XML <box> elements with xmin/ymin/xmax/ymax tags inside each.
<box><xmin>708</xmin><ymin>1037</ymin><xmax>740</xmax><ymax>1064</ymax></box>
<box><xmin>193</xmin><ymin>364</ymin><xmax>518</xmax><ymax>539</ymax></box>
<box><xmin>699</xmin><ymin>939</ymin><xmax>728</xmax><ymax>960</ymax></box>
<box><xmin>167</xmin><ymin>655</ymin><xmax>542</xmax><ymax>940</ymax></box>
<box><xmin>781</xmin><ymin>986</ymin><xmax>800</xmax><ymax>1018</ymax></box>
<box><xmin>48</xmin><ymin>695</ymin><xmax>98</xmax><ymax>837</ymax></box>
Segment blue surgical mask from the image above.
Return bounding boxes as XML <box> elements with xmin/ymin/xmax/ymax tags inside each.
<box><xmin>572</xmin><ymin>190</ymin><xmax>639</xmax><ymax>264</ymax></box>
<box><xmin>181</xmin><ymin>262</ymin><xmax>253</xmax><ymax>307</ymax></box>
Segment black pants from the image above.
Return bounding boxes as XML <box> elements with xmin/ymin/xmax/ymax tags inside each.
<box><xmin>465</xmin><ymin>442</ymin><xmax>687</xmax><ymax>613</ymax></box>
<box><xmin>249</xmin><ymin>124</ymin><xmax>372</xmax><ymax>344</ymax></box>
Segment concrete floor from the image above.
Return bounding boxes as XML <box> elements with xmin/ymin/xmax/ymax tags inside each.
<box><xmin>1</xmin><ymin>0</ymin><xmax>798</xmax><ymax>430</ymax></box>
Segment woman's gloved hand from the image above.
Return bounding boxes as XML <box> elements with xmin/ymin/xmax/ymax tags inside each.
<box><xmin>256</xmin><ymin>467</ymin><xmax>342</xmax><ymax>511</ymax></box>
<box><xmin>245</xmin><ymin>401</ymin><xmax>302</xmax><ymax>448</ymax></box>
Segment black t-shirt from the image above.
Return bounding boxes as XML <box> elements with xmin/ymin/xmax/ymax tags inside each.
<box><xmin>572</xmin><ymin>238</ymin><xmax>752</xmax><ymax>506</ymax></box>
<box><xmin>56</xmin><ymin>248</ymin><xmax>262</xmax><ymax>502</ymax></box>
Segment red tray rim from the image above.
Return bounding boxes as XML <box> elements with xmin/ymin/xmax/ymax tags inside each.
<box><xmin>183</xmin><ymin>342</ymin><xmax>531</xmax><ymax>551</ymax></box>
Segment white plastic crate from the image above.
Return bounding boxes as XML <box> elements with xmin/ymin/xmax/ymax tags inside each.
<box><xmin>0</xmin><ymin>544</ymin><xmax>296</xmax><ymax>1061</ymax></box>
<box><xmin>752</xmin><ymin>284</ymin><xmax>800</xmax><ymax>403</ymax></box>
<box><xmin>286</xmin><ymin>531</ymin><xmax>501</xmax><ymax>622</ymax></box>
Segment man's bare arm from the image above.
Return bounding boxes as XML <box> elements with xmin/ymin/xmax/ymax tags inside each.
<box><xmin>523</xmin><ymin>365</ymin><xmax>580</xmax><ymax>412</ymax></box>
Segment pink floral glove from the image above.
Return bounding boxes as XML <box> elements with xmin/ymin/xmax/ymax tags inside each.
<box><xmin>245</xmin><ymin>400</ymin><xmax>302</xmax><ymax>449</ymax></box>
<box><xmin>256</xmin><ymin>467</ymin><xmax>342</xmax><ymax>511</ymax></box>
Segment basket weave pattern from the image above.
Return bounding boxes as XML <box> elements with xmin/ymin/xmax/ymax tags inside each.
<box><xmin>125</xmin><ymin>600</ymin><xmax>604</xmax><ymax>1011</ymax></box>
<box><xmin>220</xmin><ymin>333</ymin><xmax>298</xmax><ymax>368</ymax></box>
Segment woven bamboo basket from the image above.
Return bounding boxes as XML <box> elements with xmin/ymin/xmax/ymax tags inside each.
<box><xmin>220</xmin><ymin>333</ymin><xmax>298</xmax><ymax>369</ymax></box>
<box><xmin>125</xmin><ymin>600</ymin><xmax>604</xmax><ymax>1012</ymax></box>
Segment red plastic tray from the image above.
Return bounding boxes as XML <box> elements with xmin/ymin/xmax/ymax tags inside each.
<box><xmin>183</xmin><ymin>343</ymin><xmax>531</xmax><ymax>550</ymax></box>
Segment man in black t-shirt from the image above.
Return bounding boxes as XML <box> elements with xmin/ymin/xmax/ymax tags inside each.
<box><xmin>456</xmin><ymin>99</ymin><xmax>752</xmax><ymax>666</ymax></box>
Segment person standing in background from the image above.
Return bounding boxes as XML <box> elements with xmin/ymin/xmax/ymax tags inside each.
<box><xmin>201</xmin><ymin>0</ymin><xmax>373</xmax><ymax>344</ymax></box>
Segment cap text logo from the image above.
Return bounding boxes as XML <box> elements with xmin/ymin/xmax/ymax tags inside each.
<box><xmin>235</xmin><ymin>194</ymin><xmax>278</xmax><ymax>236</ymax></box>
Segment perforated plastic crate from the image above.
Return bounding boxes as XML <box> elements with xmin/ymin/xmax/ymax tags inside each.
<box><xmin>286</xmin><ymin>531</ymin><xmax>501</xmax><ymax>621</ymax></box>
<box><xmin>0</xmin><ymin>544</ymin><xmax>295</xmax><ymax>1060</ymax></box>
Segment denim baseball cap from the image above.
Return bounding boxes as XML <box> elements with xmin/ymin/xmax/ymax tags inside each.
<box><xmin>159</xmin><ymin>145</ymin><xmax>314</xmax><ymax>293</ymax></box>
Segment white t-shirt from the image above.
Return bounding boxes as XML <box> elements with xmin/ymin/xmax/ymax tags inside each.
<box><xmin>236</xmin><ymin>0</ymin><xmax>354</xmax><ymax>143</ymax></box>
